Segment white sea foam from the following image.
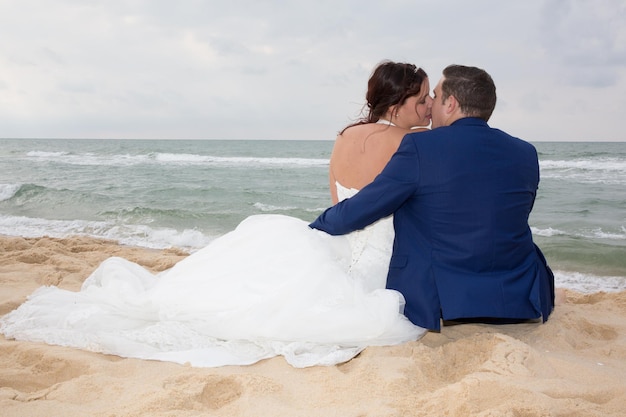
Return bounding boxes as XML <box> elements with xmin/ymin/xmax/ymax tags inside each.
<box><xmin>154</xmin><ymin>153</ymin><xmax>328</xmax><ymax>168</ymax></box>
<box><xmin>26</xmin><ymin>150</ymin><xmax>147</xmax><ymax>166</ymax></box>
<box><xmin>102</xmin><ymin>224</ymin><xmax>214</xmax><ymax>251</ymax></box>
<box><xmin>0</xmin><ymin>214</ymin><xmax>214</xmax><ymax>251</ymax></box>
<box><xmin>26</xmin><ymin>151</ymin><xmax>70</xmax><ymax>158</ymax></box>
<box><xmin>555</xmin><ymin>270</ymin><xmax>626</xmax><ymax>293</ymax></box>
<box><xmin>590</xmin><ymin>227</ymin><xmax>626</xmax><ymax>240</ymax></box>
<box><xmin>531</xmin><ymin>226</ymin><xmax>567</xmax><ymax>237</ymax></box>
<box><xmin>253</xmin><ymin>202</ymin><xmax>298</xmax><ymax>212</ymax></box>
<box><xmin>0</xmin><ymin>184</ymin><xmax>20</xmax><ymax>202</ymax></box>
<box><xmin>532</xmin><ymin>226</ymin><xmax>626</xmax><ymax>241</ymax></box>
<box><xmin>25</xmin><ymin>150</ymin><xmax>328</xmax><ymax>168</ymax></box>
<box><xmin>540</xmin><ymin>158</ymin><xmax>625</xmax><ymax>172</ymax></box>
<box><xmin>540</xmin><ymin>158</ymin><xmax>626</xmax><ymax>184</ymax></box>
<box><xmin>252</xmin><ymin>203</ymin><xmax>327</xmax><ymax>213</ymax></box>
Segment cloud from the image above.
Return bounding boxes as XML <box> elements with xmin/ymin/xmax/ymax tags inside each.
<box><xmin>540</xmin><ymin>0</ymin><xmax>626</xmax><ymax>87</ymax></box>
<box><xmin>0</xmin><ymin>0</ymin><xmax>624</xmax><ymax>141</ymax></box>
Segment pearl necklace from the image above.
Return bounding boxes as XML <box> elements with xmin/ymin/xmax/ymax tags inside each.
<box><xmin>376</xmin><ymin>119</ymin><xmax>396</xmax><ymax>126</ymax></box>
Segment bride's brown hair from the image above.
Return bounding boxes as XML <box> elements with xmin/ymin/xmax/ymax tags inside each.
<box><xmin>340</xmin><ymin>60</ymin><xmax>427</xmax><ymax>134</ymax></box>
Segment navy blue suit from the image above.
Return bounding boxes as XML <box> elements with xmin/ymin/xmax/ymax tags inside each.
<box><xmin>310</xmin><ymin>118</ymin><xmax>555</xmax><ymax>330</ymax></box>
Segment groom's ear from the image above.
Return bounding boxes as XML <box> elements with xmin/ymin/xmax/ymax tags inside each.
<box><xmin>445</xmin><ymin>95</ymin><xmax>459</xmax><ymax>115</ymax></box>
<box><xmin>444</xmin><ymin>95</ymin><xmax>461</xmax><ymax>115</ymax></box>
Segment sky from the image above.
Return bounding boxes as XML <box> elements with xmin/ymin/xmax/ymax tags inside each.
<box><xmin>1</xmin><ymin>0</ymin><xmax>625</xmax><ymax>141</ymax></box>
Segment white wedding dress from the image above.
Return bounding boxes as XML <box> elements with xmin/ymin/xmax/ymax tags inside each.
<box><xmin>0</xmin><ymin>184</ymin><xmax>426</xmax><ymax>368</ymax></box>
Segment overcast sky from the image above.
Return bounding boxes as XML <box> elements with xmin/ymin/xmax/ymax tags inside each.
<box><xmin>1</xmin><ymin>0</ymin><xmax>625</xmax><ymax>141</ymax></box>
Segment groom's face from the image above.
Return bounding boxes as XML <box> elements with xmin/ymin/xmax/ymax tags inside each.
<box><xmin>430</xmin><ymin>77</ymin><xmax>446</xmax><ymax>129</ymax></box>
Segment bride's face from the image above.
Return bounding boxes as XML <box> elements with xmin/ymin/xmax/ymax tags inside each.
<box><xmin>394</xmin><ymin>78</ymin><xmax>433</xmax><ymax>129</ymax></box>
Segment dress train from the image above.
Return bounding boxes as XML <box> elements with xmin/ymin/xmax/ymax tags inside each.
<box><xmin>0</xmin><ymin>185</ymin><xmax>426</xmax><ymax>367</ymax></box>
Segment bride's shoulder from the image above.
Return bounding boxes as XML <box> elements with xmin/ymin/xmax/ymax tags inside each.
<box><xmin>341</xmin><ymin>122</ymin><xmax>408</xmax><ymax>136</ymax></box>
<box><xmin>337</xmin><ymin>124</ymin><xmax>409</xmax><ymax>148</ymax></box>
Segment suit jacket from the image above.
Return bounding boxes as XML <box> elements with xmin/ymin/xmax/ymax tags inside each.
<box><xmin>310</xmin><ymin>118</ymin><xmax>555</xmax><ymax>330</ymax></box>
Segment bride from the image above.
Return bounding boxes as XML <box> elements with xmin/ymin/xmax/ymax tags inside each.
<box><xmin>0</xmin><ymin>61</ymin><xmax>433</xmax><ymax>368</ymax></box>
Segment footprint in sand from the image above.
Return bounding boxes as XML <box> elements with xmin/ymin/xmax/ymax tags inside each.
<box><xmin>199</xmin><ymin>375</ymin><xmax>244</xmax><ymax>409</ymax></box>
<box><xmin>0</xmin><ymin>344</ymin><xmax>90</xmax><ymax>397</ymax></box>
<box><xmin>160</xmin><ymin>374</ymin><xmax>244</xmax><ymax>411</ymax></box>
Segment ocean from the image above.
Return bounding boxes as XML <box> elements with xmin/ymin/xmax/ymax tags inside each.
<box><xmin>1</xmin><ymin>138</ymin><xmax>625</xmax><ymax>293</ymax></box>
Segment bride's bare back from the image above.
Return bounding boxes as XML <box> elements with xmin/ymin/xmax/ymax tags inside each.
<box><xmin>329</xmin><ymin>123</ymin><xmax>425</xmax><ymax>204</ymax></box>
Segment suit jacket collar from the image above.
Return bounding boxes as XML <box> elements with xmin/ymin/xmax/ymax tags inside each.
<box><xmin>450</xmin><ymin>117</ymin><xmax>489</xmax><ymax>128</ymax></box>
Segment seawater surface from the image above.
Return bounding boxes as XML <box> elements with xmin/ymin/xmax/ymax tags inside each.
<box><xmin>1</xmin><ymin>138</ymin><xmax>624</xmax><ymax>293</ymax></box>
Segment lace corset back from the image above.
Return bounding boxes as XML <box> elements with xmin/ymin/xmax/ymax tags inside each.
<box><xmin>335</xmin><ymin>182</ymin><xmax>395</xmax><ymax>292</ymax></box>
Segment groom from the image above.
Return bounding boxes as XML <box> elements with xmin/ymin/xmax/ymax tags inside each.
<box><xmin>310</xmin><ymin>65</ymin><xmax>555</xmax><ymax>331</ymax></box>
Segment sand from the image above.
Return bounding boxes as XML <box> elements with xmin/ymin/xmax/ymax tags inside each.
<box><xmin>0</xmin><ymin>235</ymin><xmax>625</xmax><ymax>417</ymax></box>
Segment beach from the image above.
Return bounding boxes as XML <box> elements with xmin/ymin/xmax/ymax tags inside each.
<box><xmin>1</xmin><ymin>235</ymin><xmax>625</xmax><ymax>417</ymax></box>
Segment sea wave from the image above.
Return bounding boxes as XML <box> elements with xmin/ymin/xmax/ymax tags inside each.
<box><xmin>154</xmin><ymin>153</ymin><xmax>328</xmax><ymax>168</ymax></box>
<box><xmin>0</xmin><ymin>183</ymin><xmax>21</xmax><ymax>202</ymax></box>
<box><xmin>0</xmin><ymin>183</ymin><xmax>90</xmax><ymax>209</ymax></box>
<box><xmin>26</xmin><ymin>151</ymin><xmax>151</xmax><ymax>166</ymax></box>
<box><xmin>98</xmin><ymin>206</ymin><xmax>209</xmax><ymax>222</ymax></box>
<box><xmin>532</xmin><ymin>226</ymin><xmax>626</xmax><ymax>241</ymax></box>
<box><xmin>253</xmin><ymin>202</ymin><xmax>298</xmax><ymax>212</ymax></box>
<box><xmin>24</xmin><ymin>150</ymin><xmax>328</xmax><ymax>168</ymax></box>
<box><xmin>252</xmin><ymin>203</ymin><xmax>328</xmax><ymax>214</ymax></box>
<box><xmin>26</xmin><ymin>151</ymin><xmax>70</xmax><ymax>158</ymax></box>
<box><xmin>0</xmin><ymin>214</ymin><xmax>214</xmax><ymax>251</ymax></box>
<box><xmin>555</xmin><ymin>270</ymin><xmax>626</xmax><ymax>293</ymax></box>
<box><xmin>540</xmin><ymin>157</ymin><xmax>626</xmax><ymax>184</ymax></box>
